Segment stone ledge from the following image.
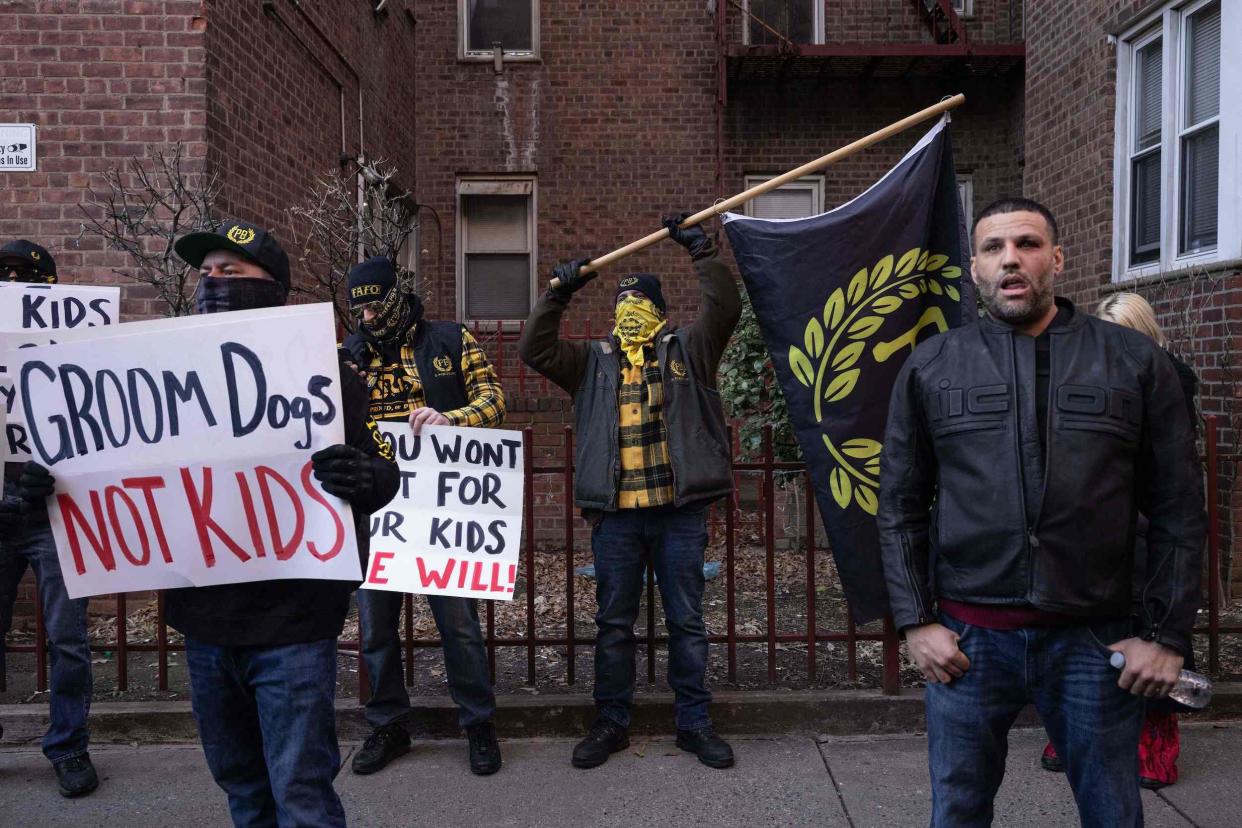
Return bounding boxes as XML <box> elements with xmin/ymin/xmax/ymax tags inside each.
<box><xmin>2</xmin><ymin>684</ymin><xmax>1239</xmax><ymax>744</ymax></box>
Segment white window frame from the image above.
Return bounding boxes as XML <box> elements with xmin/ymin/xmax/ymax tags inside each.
<box><xmin>741</xmin><ymin>0</ymin><xmax>825</xmax><ymax>45</ymax></box>
<box><xmin>456</xmin><ymin>177</ymin><xmax>537</xmax><ymax>324</ymax></box>
<box><xmin>952</xmin><ymin>0</ymin><xmax>975</xmax><ymax>19</ymax></box>
<box><xmin>1112</xmin><ymin>0</ymin><xmax>1239</xmax><ymax>281</ymax></box>
<box><xmin>458</xmin><ymin>0</ymin><xmax>539</xmax><ymax>61</ymax></box>
<box><xmin>742</xmin><ymin>174</ymin><xmax>825</xmax><ymax>218</ymax></box>
<box><xmin>956</xmin><ymin>174</ymin><xmax>974</xmax><ymax>232</ymax></box>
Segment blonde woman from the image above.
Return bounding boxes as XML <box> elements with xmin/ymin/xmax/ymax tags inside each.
<box><xmin>1040</xmin><ymin>292</ymin><xmax>1198</xmax><ymax>789</ymax></box>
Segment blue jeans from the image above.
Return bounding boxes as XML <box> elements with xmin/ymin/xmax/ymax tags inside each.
<box><xmin>357</xmin><ymin>589</ymin><xmax>495</xmax><ymax>730</ymax></box>
<box><xmin>592</xmin><ymin>503</ymin><xmax>712</xmax><ymax>731</ymax></box>
<box><xmin>926</xmin><ymin>613</ymin><xmax>1144</xmax><ymax>828</ymax></box>
<box><xmin>185</xmin><ymin>637</ymin><xmax>345</xmax><ymax>828</ymax></box>
<box><xmin>0</xmin><ymin>484</ymin><xmax>92</xmax><ymax>765</ymax></box>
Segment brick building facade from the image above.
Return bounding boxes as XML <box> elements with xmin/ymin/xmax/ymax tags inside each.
<box><xmin>2</xmin><ymin>0</ymin><xmax>1237</xmax><ymax>615</ymax></box>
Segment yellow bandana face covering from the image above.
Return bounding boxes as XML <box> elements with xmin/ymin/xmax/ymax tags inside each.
<box><xmin>612</xmin><ymin>296</ymin><xmax>666</xmax><ymax>366</ymax></box>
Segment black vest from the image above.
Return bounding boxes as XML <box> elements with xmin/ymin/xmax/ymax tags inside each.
<box><xmin>360</xmin><ymin>320</ymin><xmax>468</xmax><ymax>422</ymax></box>
<box><xmin>409</xmin><ymin>321</ymin><xmax>468</xmax><ymax>413</ymax></box>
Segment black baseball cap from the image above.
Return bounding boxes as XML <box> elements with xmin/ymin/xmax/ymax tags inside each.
<box><xmin>174</xmin><ymin>220</ymin><xmax>291</xmax><ymax>290</ymax></box>
<box><xmin>1</xmin><ymin>239</ymin><xmax>57</xmax><ymax>283</ymax></box>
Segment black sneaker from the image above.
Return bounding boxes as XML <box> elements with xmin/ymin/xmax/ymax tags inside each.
<box><xmin>571</xmin><ymin>718</ymin><xmax>630</xmax><ymax>769</ymax></box>
<box><xmin>54</xmin><ymin>753</ymin><xmax>99</xmax><ymax>797</ymax></box>
<box><xmin>351</xmin><ymin>725</ymin><xmax>411</xmax><ymax>775</ymax></box>
<box><xmin>466</xmin><ymin>721</ymin><xmax>502</xmax><ymax>775</ymax></box>
<box><xmin>676</xmin><ymin>726</ymin><xmax>734</xmax><ymax>769</ymax></box>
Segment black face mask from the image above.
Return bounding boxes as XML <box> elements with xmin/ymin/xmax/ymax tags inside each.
<box><xmin>195</xmin><ymin>276</ymin><xmax>288</xmax><ymax>315</ymax></box>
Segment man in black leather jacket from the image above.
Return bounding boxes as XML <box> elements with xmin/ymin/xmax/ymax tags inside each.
<box><xmin>878</xmin><ymin>197</ymin><xmax>1205</xmax><ymax>828</ymax></box>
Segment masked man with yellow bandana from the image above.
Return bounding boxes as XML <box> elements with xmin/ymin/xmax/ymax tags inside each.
<box><xmin>519</xmin><ymin>213</ymin><xmax>741</xmax><ymax>771</ymax></box>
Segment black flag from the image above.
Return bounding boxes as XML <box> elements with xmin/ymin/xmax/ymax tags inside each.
<box><xmin>723</xmin><ymin>116</ymin><xmax>974</xmax><ymax>623</ymax></box>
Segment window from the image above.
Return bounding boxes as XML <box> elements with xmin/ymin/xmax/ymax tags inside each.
<box><xmin>956</xmin><ymin>174</ymin><xmax>974</xmax><ymax>232</ymax></box>
<box><xmin>951</xmin><ymin>0</ymin><xmax>974</xmax><ymax>18</ymax></box>
<box><xmin>742</xmin><ymin>1</ymin><xmax>824</xmax><ymax>45</ymax></box>
<box><xmin>1114</xmin><ymin>0</ymin><xmax>1238</xmax><ymax>278</ymax></box>
<box><xmin>460</xmin><ymin>0</ymin><xmax>538</xmax><ymax>59</ymax></box>
<box><xmin>457</xmin><ymin>179</ymin><xmax>535</xmax><ymax>321</ymax></box>
<box><xmin>742</xmin><ymin>175</ymin><xmax>824</xmax><ymax>219</ymax></box>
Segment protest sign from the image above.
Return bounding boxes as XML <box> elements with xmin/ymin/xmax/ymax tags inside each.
<box><xmin>2</xmin><ymin>281</ymin><xmax>122</xmax><ymax>463</ymax></box>
<box><xmin>0</xmin><ymin>281</ymin><xmax>120</xmax><ymax>337</ymax></box>
<box><xmin>362</xmin><ymin>423</ymin><xmax>524</xmax><ymax>600</ymax></box>
<box><xmin>0</xmin><ymin>374</ymin><xmax>7</xmax><ymax>466</ymax></box>
<box><xmin>10</xmin><ymin>303</ymin><xmax>360</xmax><ymax>598</ymax></box>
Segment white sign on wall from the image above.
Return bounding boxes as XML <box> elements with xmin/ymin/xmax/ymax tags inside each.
<box><xmin>0</xmin><ymin>124</ymin><xmax>36</xmax><ymax>171</ymax></box>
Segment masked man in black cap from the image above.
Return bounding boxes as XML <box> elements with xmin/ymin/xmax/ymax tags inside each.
<box><xmin>18</xmin><ymin>220</ymin><xmax>399</xmax><ymax>827</ymax></box>
<box><xmin>340</xmin><ymin>256</ymin><xmax>506</xmax><ymax>776</ymax></box>
<box><xmin>1</xmin><ymin>239</ymin><xmax>99</xmax><ymax>797</ymax></box>
<box><xmin>519</xmin><ymin>214</ymin><xmax>741</xmax><ymax>770</ymax></box>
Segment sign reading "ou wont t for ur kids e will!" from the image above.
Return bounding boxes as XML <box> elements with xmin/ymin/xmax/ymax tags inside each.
<box><xmin>364</xmin><ymin>423</ymin><xmax>525</xmax><ymax>601</ymax></box>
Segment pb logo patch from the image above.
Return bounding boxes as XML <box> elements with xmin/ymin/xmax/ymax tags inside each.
<box><xmin>669</xmin><ymin>360</ymin><xmax>688</xmax><ymax>380</ymax></box>
<box><xmin>226</xmin><ymin>225</ymin><xmax>256</xmax><ymax>245</ymax></box>
<box><xmin>29</xmin><ymin>250</ymin><xmax>40</xmax><ymax>261</ymax></box>
<box><xmin>433</xmin><ymin>355</ymin><xmax>453</xmax><ymax>375</ymax></box>
<box><xmin>620</xmin><ymin>277</ymin><xmax>639</xmax><ymax>287</ymax></box>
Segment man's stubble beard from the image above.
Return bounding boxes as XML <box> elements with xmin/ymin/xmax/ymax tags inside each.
<box><xmin>978</xmin><ymin>273</ymin><xmax>1054</xmax><ymax>327</ymax></box>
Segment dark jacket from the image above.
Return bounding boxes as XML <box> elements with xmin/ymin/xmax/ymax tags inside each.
<box><xmin>165</xmin><ymin>365</ymin><xmax>399</xmax><ymax>647</ymax></box>
<box><xmin>518</xmin><ymin>255</ymin><xmax>742</xmax><ymax>510</ymax></box>
<box><xmin>877</xmin><ymin>298</ymin><xmax>1206</xmax><ymax>657</ymax></box>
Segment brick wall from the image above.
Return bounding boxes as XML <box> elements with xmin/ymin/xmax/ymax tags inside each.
<box><xmin>1022</xmin><ymin>0</ymin><xmax>1240</xmax><ymax>593</ymax></box>
<box><xmin>0</xmin><ymin>0</ymin><xmax>209</xmax><ymax>320</ymax></box>
<box><xmin>203</xmin><ymin>0</ymin><xmax>419</xmax><ymax>291</ymax></box>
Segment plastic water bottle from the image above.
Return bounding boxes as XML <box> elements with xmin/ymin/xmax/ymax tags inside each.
<box><xmin>1108</xmin><ymin>651</ymin><xmax>1213</xmax><ymax>709</ymax></box>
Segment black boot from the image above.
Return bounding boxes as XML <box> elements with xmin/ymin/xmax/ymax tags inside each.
<box><xmin>676</xmin><ymin>726</ymin><xmax>734</xmax><ymax>769</ymax></box>
<box><xmin>466</xmin><ymin>721</ymin><xmax>502</xmax><ymax>775</ymax></box>
<box><xmin>571</xmin><ymin>718</ymin><xmax>630</xmax><ymax>769</ymax></box>
<box><xmin>351</xmin><ymin>724</ymin><xmax>411</xmax><ymax>775</ymax></box>
<box><xmin>54</xmin><ymin>753</ymin><xmax>99</xmax><ymax>797</ymax></box>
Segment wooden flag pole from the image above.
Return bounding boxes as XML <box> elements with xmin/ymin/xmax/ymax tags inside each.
<box><xmin>550</xmin><ymin>93</ymin><xmax>966</xmax><ymax>289</ymax></box>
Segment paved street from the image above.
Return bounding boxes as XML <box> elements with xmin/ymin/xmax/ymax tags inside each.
<box><xmin>1</xmin><ymin>723</ymin><xmax>1238</xmax><ymax>827</ymax></box>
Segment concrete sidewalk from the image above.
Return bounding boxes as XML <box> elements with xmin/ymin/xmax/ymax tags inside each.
<box><xmin>1</xmin><ymin>723</ymin><xmax>1238</xmax><ymax>827</ymax></box>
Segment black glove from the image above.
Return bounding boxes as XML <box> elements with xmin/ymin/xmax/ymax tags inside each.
<box><xmin>549</xmin><ymin>258</ymin><xmax>597</xmax><ymax>302</ymax></box>
<box><xmin>311</xmin><ymin>444</ymin><xmax>376</xmax><ymax>505</ymax></box>
<box><xmin>663</xmin><ymin>212</ymin><xmax>715</xmax><ymax>260</ymax></box>
<box><xmin>339</xmin><ymin>335</ymin><xmax>370</xmax><ymax>373</ymax></box>
<box><xmin>17</xmin><ymin>462</ymin><xmax>55</xmax><ymax>502</ymax></box>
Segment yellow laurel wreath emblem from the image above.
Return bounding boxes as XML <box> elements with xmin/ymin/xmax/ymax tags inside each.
<box><xmin>226</xmin><ymin>225</ymin><xmax>256</xmax><ymax>245</ymax></box>
<box><xmin>786</xmin><ymin>247</ymin><xmax>961</xmax><ymax>516</ymax></box>
<box><xmin>432</xmin><ymin>355</ymin><xmax>453</xmax><ymax>374</ymax></box>
<box><xmin>670</xmin><ymin>360</ymin><xmax>688</xmax><ymax>380</ymax></box>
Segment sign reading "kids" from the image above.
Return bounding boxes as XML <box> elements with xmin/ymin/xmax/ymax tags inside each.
<box><xmin>363</xmin><ymin>423</ymin><xmax>524</xmax><ymax>600</ymax></box>
<box><xmin>10</xmin><ymin>304</ymin><xmax>360</xmax><ymax>598</ymax></box>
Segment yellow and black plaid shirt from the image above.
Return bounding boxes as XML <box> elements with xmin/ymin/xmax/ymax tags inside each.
<box><xmin>617</xmin><ymin>347</ymin><xmax>674</xmax><ymax>508</ymax></box>
<box><xmin>364</xmin><ymin>328</ymin><xmax>505</xmax><ymax>427</ymax></box>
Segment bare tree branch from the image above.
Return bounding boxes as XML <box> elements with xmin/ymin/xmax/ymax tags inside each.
<box><xmin>76</xmin><ymin>143</ymin><xmax>220</xmax><ymax>317</ymax></box>
<box><xmin>286</xmin><ymin>158</ymin><xmax>423</xmax><ymax>332</ymax></box>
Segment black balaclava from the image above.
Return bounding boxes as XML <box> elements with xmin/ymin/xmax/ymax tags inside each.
<box><xmin>195</xmin><ymin>276</ymin><xmax>287</xmax><ymax>315</ymax></box>
<box><xmin>348</xmin><ymin>256</ymin><xmax>423</xmax><ymax>345</ymax></box>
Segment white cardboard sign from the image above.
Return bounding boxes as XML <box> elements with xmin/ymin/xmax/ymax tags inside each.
<box><xmin>0</xmin><ymin>282</ymin><xmax>120</xmax><ymax>342</ymax></box>
<box><xmin>11</xmin><ymin>304</ymin><xmax>360</xmax><ymax>598</ymax></box>
<box><xmin>362</xmin><ymin>423</ymin><xmax>524</xmax><ymax>600</ymax></box>
<box><xmin>2</xmin><ymin>282</ymin><xmax>122</xmax><ymax>463</ymax></box>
